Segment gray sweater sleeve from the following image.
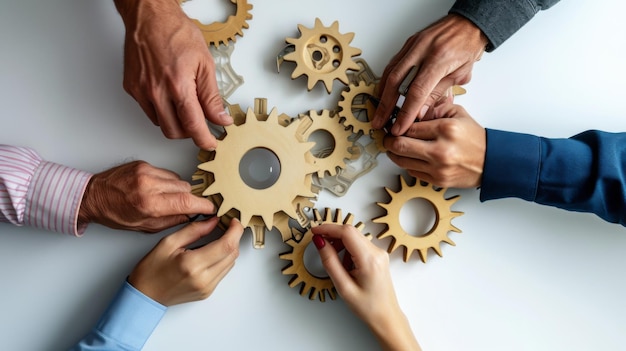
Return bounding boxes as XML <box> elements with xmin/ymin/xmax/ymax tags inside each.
<box><xmin>449</xmin><ymin>0</ymin><xmax>560</xmax><ymax>51</ymax></box>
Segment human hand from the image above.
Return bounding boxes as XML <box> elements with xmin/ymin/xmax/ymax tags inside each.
<box><xmin>128</xmin><ymin>217</ymin><xmax>244</xmax><ymax>306</ymax></box>
<box><xmin>372</xmin><ymin>14</ymin><xmax>487</xmax><ymax>136</ymax></box>
<box><xmin>78</xmin><ymin>161</ymin><xmax>215</xmax><ymax>233</ymax></box>
<box><xmin>114</xmin><ymin>0</ymin><xmax>232</xmax><ymax>150</ymax></box>
<box><xmin>312</xmin><ymin>224</ymin><xmax>420</xmax><ymax>351</ymax></box>
<box><xmin>384</xmin><ymin>103</ymin><xmax>486</xmax><ymax>188</ymax></box>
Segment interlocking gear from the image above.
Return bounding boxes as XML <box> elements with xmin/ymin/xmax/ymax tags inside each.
<box><xmin>197</xmin><ymin>106</ymin><xmax>317</xmax><ymax>230</ymax></box>
<box><xmin>282</xmin><ymin>18</ymin><xmax>362</xmax><ymax>93</ymax></box>
<box><xmin>295</xmin><ymin>109</ymin><xmax>359</xmax><ymax>178</ymax></box>
<box><xmin>182</xmin><ymin>0</ymin><xmax>252</xmax><ymax>47</ymax></box>
<box><xmin>373</xmin><ymin>175</ymin><xmax>463</xmax><ymax>263</ymax></box>
<box><xmin>337</xmin><ymin>81</ymin><xmax>378</xmax><ymax>134</ymax></box>
<box><xmin>191</xmin><ymin>148</ymin><xmax>312</xmax><ymax>248</ymax></box>
<box><xmin>279</xmin><ymin>208</ymin><xmax>369</xmax><ymax>302</ymax></box>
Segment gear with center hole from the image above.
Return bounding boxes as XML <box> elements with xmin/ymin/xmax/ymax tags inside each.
<box><xmin>295</xmin><ymin>109</ymin><xmax>359</xmax><ymax>178</ymax></box>
<box><xmin>181</xmin><ymin>0</ymin><xmax>252</xmax><ymax>47</ymax></box>
<box><xmin>191</xmin><ymin>148</ymin><xmax>313</xmax><ymax>248</ymax></box>
<box><xmin>373</xmin><ymin>175</ymin><xmax>463</xmax><ymax>263</ymax></box>
<box><xmin>282</xmin><ymin>18</ymin><xmax>362</xmax><ymax>93</ymax></box>
<box><xmin>279</xmin><ymin>208</ymin><xmax>369</xmax><ymax>302</ymax></box>
<box><xmin>338</xmin><ymin>81</ymin><xmax>378</xmax><ymax>134</ymax></box>
<box><xmin>197</xmin><ymin>107</ymin><xmax>317</xmax><ymax>229</ymax></box>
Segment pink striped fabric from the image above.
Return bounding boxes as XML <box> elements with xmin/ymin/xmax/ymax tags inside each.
<box><xmin>0</xmin><ymin>145</ymin><xmax>92</xmax><ymax>236</ymax></box>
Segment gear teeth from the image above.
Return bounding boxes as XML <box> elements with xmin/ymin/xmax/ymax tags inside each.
<box><xmin>185</xmin><ymin>0</ymin><xmax>253</xmax><ymax>47</ymax></box>
<box><xmin>373</xmin><ymin>175</ymin><xmax>464</xmax><ymax>263</ymax></box>
<box><xmin>279</xmin><ymin>207</ymin><xmax>369</xmax><ymax>302</ymax></box>
<box><xmin>196</xmin><ymin>102</ymin><xmax>317</xmax><ymax>234</ymax></box>
<box><xmin>338</xmin><ymin>81</ymin><xmax>377</xmax><ymax>134</ymax></box>
<box><xmin>296</xmin><ymin>110</ymin><xmax>357</xmax><ymax>178</ymax></box>
<box><xmin>283</xmin><ymin>18</ymin><xmax>362</xmax><ymax>93</ymax></box>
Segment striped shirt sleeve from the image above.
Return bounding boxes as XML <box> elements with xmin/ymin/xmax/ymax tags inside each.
<box><xmin>0</xmin><ymin>144</ymin><xmax>93</xmax><ymax>236</ymax></box>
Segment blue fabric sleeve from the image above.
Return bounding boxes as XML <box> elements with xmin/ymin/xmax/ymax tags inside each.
<box><xmin>450</xmin><ymin>0</ymin><xmax>561</xmax><ymax>51</ymax></box>
<box><xmin>480</xmin><ymin>129</ymin><xmax>626</xmax><ymax>226</ymax></box>
<box><xmin>69</xmin><ymin>281</ymin><xmax>166</xmax><ymax>351</ymax></box>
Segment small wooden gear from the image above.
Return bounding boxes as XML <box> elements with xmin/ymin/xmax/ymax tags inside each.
<box><xmin>373</xmin><ymin>175</ymin><xmax>463</xmax><ymax>262</ymax></box>
<box><xmin>282</xmin><ymin>18</ymin><xmax>362</xmax><ymax>93</ymax></box>
<box><xmin>181</xmin><ymin>0</ymin><xmax>252</xmax><ymax>47</ymax></box>
<box><xmin>337</xmin><ymin>81</ymin><xmax>378</xmax><ymax>134</ymax></box>
<box><xmin>279</xmin><ymin>208</ymin><xmax>369</xmax><ymax>302</ymax></box>
<box><xmin>295</xmin><ymin>109</ymin><xmax>360</xmax><ymax>178</ymax></box>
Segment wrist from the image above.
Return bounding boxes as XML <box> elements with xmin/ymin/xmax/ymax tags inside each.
<box><xmin>368</xmin><ymin>306</ymin><xmax>421</xmax><ymax>351</ymax></box>
<box><xmin>77</xmin><ymin>177</ymin><xmax>98</xmax><ymax>227</ymax></box>
<box><xmin>113</xmin><ymin>0</ymin><xmax>182</xmax><ymax>25</ymax></box>
<box><xmin>447</xmin><ymin>13</ymin><xmax>489</xmax><ymax>55</ymax></box>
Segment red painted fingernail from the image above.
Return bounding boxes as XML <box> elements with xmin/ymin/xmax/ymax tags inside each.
<box><xmin>312</xmin><ymin>234</ymin><xmax>325</xmax><ymax>249</ymax></box>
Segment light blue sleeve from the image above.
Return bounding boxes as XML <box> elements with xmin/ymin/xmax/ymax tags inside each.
<box><xmin>70</xmin><ymin>281</ymin><xmax>167</xmax><ymax>351</ymax></box>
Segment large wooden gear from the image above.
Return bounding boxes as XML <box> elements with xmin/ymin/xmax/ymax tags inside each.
<box><xmin>282</xmin><ymin>18</ymin><xmax>362</xmax><ymax>93</ymax></box>
<box><xmin>198</xmin><ymin>106</ymin><xmax>318</xmax><ymax>229</ymax></box>
<box><xmin>373</xmin><ymin>175</ymin><xmax>463</xmax><ymax>262</ymax></box>
<box><xmin>181</xmin><ymin>0</ymin><xmax>252</xmax><ymax>47</ymax></box>
<box><xmin>279</xmin><ymin>208</ymin><xmax>369</xmax><ymax>302</ymax></box>
<box><xmin>295</xmin><ymin>109</ymin><xmax>360</xmax><ymax>178</ymax></box>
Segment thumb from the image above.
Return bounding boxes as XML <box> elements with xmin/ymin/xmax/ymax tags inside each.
<box><xmin>197</xmin><ymin>56</ymin><xmax>233</xmax><ymax>127</ymax></box>
<box><xmin>167</xmin><ymin>217</ymin><xmax>221</xmax><ymax>249</ymax></box>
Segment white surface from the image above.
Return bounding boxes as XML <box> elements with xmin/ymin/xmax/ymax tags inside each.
<box><xmin>1</xmin><ymin>1</ymin><xmax>625</xmax><ymax>350</ymax></box>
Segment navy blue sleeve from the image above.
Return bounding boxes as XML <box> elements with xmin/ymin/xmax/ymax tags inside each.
<box><xmin>450</xmin><ymin>0</ymin><xmax>561</xmax><ymax>51</ymax></box>
<box><xmin>480</xmin><ymin>129</ymin><xmax>626</xmax><ymax>226</ymax></box>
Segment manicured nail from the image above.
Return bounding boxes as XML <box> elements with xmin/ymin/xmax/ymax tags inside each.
<box><xmin>312</xmin><ymin>234</ymin><xmax>325</xmax><ymax>249</ymax></box>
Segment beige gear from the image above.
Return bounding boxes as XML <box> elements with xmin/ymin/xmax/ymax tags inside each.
<box><xmin>181</xmin><ymin>0</ymin><xmax>252</xmax><ymax>47</ymax></box>
<box><xmin>295</xmin><ymin>109</ymin><xmax>360</xmax><ymax>178</ymax></box>
<box><xmin>197</xmin><ymin>106</ymin><xmax>318</xmax><ymax>230</ymax></box>
<box><xmin>191</xmin><ymin>151</ymin><xmax>312</xmax><ymax>248</ymax></box>
<box><xmin>282</xmin><ymin>18</ymin><xmax>362</xmax><ymax>93</ymax></box>
<box><xmin>337</xmin><ymin>81</ymin><xmax>377</xmax><ymax>134</ymax></box>
<box><xmin>373</xmin><ymin>175</ymin><xmax>463</xmax><ymax>263</ymax></box>
<box><xmin>279</xmin><ymin>208</ymin><xmax>369</xmax><ymax>302</ymax></box>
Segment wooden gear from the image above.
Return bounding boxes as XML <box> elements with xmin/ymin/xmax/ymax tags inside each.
<box><xmin>282</xmin><ymin>18</ymin><xmax>362</xmax><ymax>93</ymax></box>
<box><xmin>295</xmin><ymin>109</ymin><xmax>360</xmax><ymax>178</ymax></box>
<box><xmin>373</xmin><ymin>175</ymin><xmax>463</xmax><ymax>262</ymax></box>
<box><xmin>181</xmin><ymin>0</ymin><xmax>252</xmax><ymax>47</ymax></box>
<box><xmin>279</xmin><ymin>208</ymin><xmax>370</xmax><ymax>302</ymax></box>
<box><xmin>337</xmin><ymin>81</ymin><xmax>378</xmax><ymax>135</ymax></box>
<box><xmin>197</xmin><ymin>106</ymin><xmax>318</xmax><ymax>230</ymax></box>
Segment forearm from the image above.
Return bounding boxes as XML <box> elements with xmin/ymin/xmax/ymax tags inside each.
<box><xmin>369</xmin><ymin>308</ymin><xmax>421</xmax><ymax>351</ymax></box>
<box><xmin>113</xmin><ymin>0</ymin><xmax>182</xmax><ymax>24</ymax></box>
<box><xmin>0</xmin><ymin>145</ymin><xmax>92</xmax><ymax>235</ymax></box>
<box><xmin>449</xmin><ymin>0</ymin><xmax>561</xmax><ymax>51</ymax></box>
<box><xmin>480</xmin><ymin>129</ymin><xmax>626</xmax><ymax>226</ymax></box>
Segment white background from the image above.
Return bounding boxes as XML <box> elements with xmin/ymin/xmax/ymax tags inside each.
<box><xmin>1</xmin><ymin>1</ymin><xmax>626</xmax><ymax>350</ymax></box>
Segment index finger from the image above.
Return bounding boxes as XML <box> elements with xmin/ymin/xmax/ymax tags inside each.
<box><xmin>311</xmin><ymin>224</ymin><xmax>372</xmax><ymax>261</ymax></box>
<box><xmin>175</xmin><ymin>88</ymin><xmax>218</xmax><ymax>150</ymax></box>
<box><xmin>391</xmin><ymin>63</ymin><xmax>449</xmax><ymax>135</ymax></box>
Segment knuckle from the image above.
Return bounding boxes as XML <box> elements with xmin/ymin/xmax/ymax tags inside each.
<box><xmin>222</xmin><ymin>238</ymin><xmax>240</xmax><ymax>259</ymax></box>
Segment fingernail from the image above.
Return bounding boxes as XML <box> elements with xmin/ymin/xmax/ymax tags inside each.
<box><xmin>218</xmin><ymin>111</ymin><xmax>233</xmax><ymax>124</ymax></box>
<box><xmin>312</xmin><ymin>234</ymin><xmax>325</xmax><ymax>249</ymax></box>
<box><xmin>419</xmin><ymin>105</ymin><xmax>430</xmax><ymax>120</ymax></box>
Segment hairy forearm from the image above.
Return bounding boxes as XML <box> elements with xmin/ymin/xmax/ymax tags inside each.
<box><xmin>113</xmin><ymin>0</ymin><xmax>182</xmax><ymax>25</ymax></box>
